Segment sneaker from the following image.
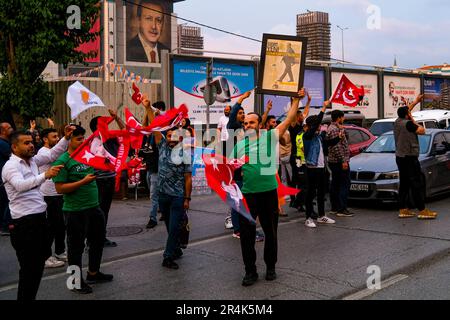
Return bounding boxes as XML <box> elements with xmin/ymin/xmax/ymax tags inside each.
<box><xmin>265</xmin><ymin>269</ymin><xmax>277</xmax><ymax>281</ymax></box>
<box><xmin>55</xmin><ymin>251</ymin><xmax>68</xmax><ymax>262</ymax></box>
<box><xmin>162</xmin><ymin>258</ymin><xmax>179</xmax><ymax>270</ymax></box>
<box><xmin>242</xmin><ymin>272</ymin><xmax>258</xmax><ymax>287</ymax></box>
<box><xmin>104</xmin><ymin>238</ymin><xmax>118</xmax><ymax>248</ymax></box>
<box><xmin>317</xmin><ymin>216</ymin><xmax>336</xmax><ymax>225</ymax></box>
<box><xmin>328</xmin><ymin>210</ymin><xmax>339</xmax><ymax>216</ymax></box>
<box><xmin>45</xmin><ymin>256</ymin><xmax>65</xmax><ymax>268</ymax></box>
<box><xmin>418</xmin><ymin>209</ymin><xmax>438</xmax><ymax>220</ymax></box>
<box><xmin>255</xmin><ymin>232</ymin><xmax>265</xmax><ymax>242</ymax></box>
<box><xmin>86</xmin><ymin>271</ymin><xmax>114</xmax><ymax>284</ymax></box>
<box><xmin>232</xmin><ymin>232</ymin><xmax>241</xmax><ymax>239</ymax></box>
<box><xmin>225</xmin><ymin>216</ymin><xmax>233</xmax><ymax>229</ymax></box>
<box><xmin>305</xmin><ymin>218</ymin><xmax>317</xmax><ymax>228</ymax></box>
<box><xmin>399</xmin><ymin>209</ymin><xmax>416</xmax><ymax>219</ymax></box>
<box><xmin>0</xmin><ymin>230</ymin><xmax>10</xmax><ymax>236</ymax></box>
<box><xmin>72</xmin><ymin>281</ymin><xmax>93</xmax><ymax>294</ymax></box>
<box><xmin>337</xmin><ymin>210</ymin><xmax>354</xmax><ymax>218</ymax></box>
<box><xmin>146</xmin><ymin>219</ymin><xmax>157</xmax><ymax>229</ymax></box>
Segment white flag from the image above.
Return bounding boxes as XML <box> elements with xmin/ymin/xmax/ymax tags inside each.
<box><xmin>66</xmin><ymin>81</ymin><xmax>105</xmax><ymax>120</ymax></box>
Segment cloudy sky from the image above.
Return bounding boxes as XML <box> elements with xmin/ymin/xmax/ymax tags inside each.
<box><xmin>174</xmin><ymin>0</ymin><xmax>450</xmax><ymax>69</ymax></box>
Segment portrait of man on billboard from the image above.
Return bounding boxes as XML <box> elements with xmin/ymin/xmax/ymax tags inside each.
<box><xmin>126</xmin><ymin>0</ymin><xmax>171</xmax><ymax>64</ymax></box>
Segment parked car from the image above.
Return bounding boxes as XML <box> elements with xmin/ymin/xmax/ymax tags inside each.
<box><xmin>369</xmin><ymin>118</ymin><xmax>439</xmax><ymax>137</ymax></box>
<box><xmin>349</xmin><ymin>129</ymin><xmax>450</xmax><ymax>202</ymax></box>
<box><xmin>412</xmin><ymin>109</ymin><xmax>450</xmax><ymax>129</ymax></box>
<box><xmin>344</xmin><ymin>125</ymin><xmax>377</xmax><ymax>158</ymax></box>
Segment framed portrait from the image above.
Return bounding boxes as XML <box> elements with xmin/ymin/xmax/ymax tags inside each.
<box><xmin>125</xmin><ymin>0</ymin><xmax>172</xmax><ymax>65</ymax></box>
<box><xmin>257</xmin><ymin>34</ymin><xmax>308</xmax><ymax>97</ymax></box>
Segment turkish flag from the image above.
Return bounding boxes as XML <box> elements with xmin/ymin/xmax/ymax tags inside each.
<box><xmin>131</xmin><ymin>82</ymin><xmax>143</xmax><ymax>105</ymax></box>
<box><xmin>71</xmin><ymin>116</ymin><xmax>131</xmax><ymax>191</ymax></box>
<box><xmin>276</xmin><ymin>174</ymin><xmax>301</xmax><ymax>197</ymax></box>
<box><xmin>144</xmin><ymin>104</ymin><xmax>188</xmax><ymax>132</ymax></box>
<box><xmin>125</xmin><ymin>108</ymin><xmax>149</xmax><ymax>150</ymax></box>
<box><xmin>331</xmin><ymin>75</ymin><xmax>365</xmax><ymax>107</ymax></box>
<box><xmin>202</xmin><ymin>154</ymin><xmax>256</xmax><ymax>224</ymax></box>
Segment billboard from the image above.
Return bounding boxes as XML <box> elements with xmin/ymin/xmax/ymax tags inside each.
<box><xmin>384</xmin><ymin>76</ymin><xmax>421</xmax><ymax>118</ymax></box>
<box><xmin>264</xmin><ymin>68</ymin><xmax>325</xmax><ymax>117</ymax></box>
<box><xmin>173</xmin><ymin>58</ymin><xmax>256</xmax><ymax>125</ymax></box>
<box><xmin>423</xmin><ymin>77</ymin><xmax>450</xmax><ymax>109</ymax></box>
<box><xmin>76</xmin><ymin>19</ymin><xmax>101</xmax><ymax>63</ymax></box>
<box><xmin>331</xmin><ymin>72</ymin><xmax>379</xmax><ymax>119</ymax></box>
<box><xmin>125</xmin><ymin>0</ymin><xmax>172</xmax><ymax>64</ymax></box>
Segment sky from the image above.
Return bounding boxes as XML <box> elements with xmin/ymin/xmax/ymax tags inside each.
<box><xmin>174</xmin><ymin>0</ymin><xmax>450</xmax><ymax>69</ymax></box>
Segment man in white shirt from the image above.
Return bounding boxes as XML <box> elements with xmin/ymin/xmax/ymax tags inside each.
<box><xmin>2</xmin><ymin>126</ymin><xmax>74</xmax><ymax>300</ymax></box>
<box><xmin>217</xmin><ymin>105</ymin><xmax>231</xmax><ymax>156</ymax></box>
<box><xmin>38</xmin><ymin>129</ymin><xmax>67</xmax><ymax>268</ymax></box>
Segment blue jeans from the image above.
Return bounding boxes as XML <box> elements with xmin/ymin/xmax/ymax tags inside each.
<box><xmin>147</xmin><ymin>172</ymin><xmax>159</xmax><ymax>222</ymax></box>
<box><xmin>158</xmin><ymin>193</ymin><xmax>184</xmax><ymax>260</ymax></box>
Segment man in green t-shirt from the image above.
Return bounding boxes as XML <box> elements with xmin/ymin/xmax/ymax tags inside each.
<box><xmin>232</xmin><ymin>89</ymin><xmax>305</xmax><ymax>287</ymax></box>
<box><xmin>53</xmin><ymin>126</ymin><xmax>113</xmax><ymax>294</ymax></box>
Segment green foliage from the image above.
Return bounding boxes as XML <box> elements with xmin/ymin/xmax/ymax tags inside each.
<box><xmin>0</xmin><ymin>0</ymin><xmax>101</xmax><ymax>124</ymax></box>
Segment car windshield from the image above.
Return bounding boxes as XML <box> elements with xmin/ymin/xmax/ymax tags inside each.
<box><xmin>365</xmin><ymin>134</ymin><xmax>431</xmax><ymax>154</ymax></box>
<box><xmin>370</xmin><ymin>122</ymin><xmax>394</xmax><ymax>136</ymax></box>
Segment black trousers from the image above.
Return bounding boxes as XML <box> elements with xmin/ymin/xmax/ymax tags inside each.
<box><xmin>290</xmin><ymin>157</ymin><xmax>307</xmax><ymax>207</ymax></box>
<box><xmin>329</xmin><ymin>163</ymin><xmax>351</xmax><ymax>212</ymax></box>
<box><xmin>44</xmin><ymin>196</ymin><xmax>66</xmax><ymax>255</ymax></box>
<box><xmin>97</xmin><ymin>177</ymin><xmax>115</xmax><ymax>239</ymax></box>
<box><xmin>396</xmin><ymin>156</ymin><xmax>425</xmax><ymax>211</ymax></box>
<box><xmin>306</xmin><ymin>167</ymin><xmax>326</xmax><ymax>219</ymax></box>
<box><xmin>10</xmin><ymin>213</ymin><xmax>50</xmax><ymax>301</ymax></box>
<box><xmin>240</xmin><ymin>189</ymin><xmax>279</xmax><ymax>274</ymax></box>
<box><xmin>64</xmin><ymin>207</ymin><xmax>106</xmax><ymax>274</ymax></box>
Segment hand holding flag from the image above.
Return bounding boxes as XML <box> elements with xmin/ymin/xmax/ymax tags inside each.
<box><xmin>331</xmin><ymin>75</ymin><xmax>365</xmax><ymax>108</ymax></box>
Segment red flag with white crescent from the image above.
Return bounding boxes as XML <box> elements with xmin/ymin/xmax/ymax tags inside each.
<box><xmin>202</xmin><ymin>154</ymin><xmax>256</xmax><ymax>224</ymax></box>
<box><xmin>331</xmin><ymin>75</ymin><xmax>365</xmax><ymax>107</ymax></box>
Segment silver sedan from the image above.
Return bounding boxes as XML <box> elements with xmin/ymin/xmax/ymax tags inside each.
<box><xmin>348</xmin><ymin>129</ymin><xmax>450</xmax><ymax>202</ymax></box>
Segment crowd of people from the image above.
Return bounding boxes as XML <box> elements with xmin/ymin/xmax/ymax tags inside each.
<box><xmin>0</xmin><ymin>88</ymin><xmax>439</xmax><ymax>300</ymax></box>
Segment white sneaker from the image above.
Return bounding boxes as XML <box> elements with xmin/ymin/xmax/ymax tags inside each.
<box><xmin>305</xmin><ymin>218</ymin><xmax>317</xmax><ymax>228</ymax></box>
<box><xmin>45</xmin><ymin>256</ymin><xmax>65</xmax><ymax>268</ymax></box>
<box><xmin>55</xmin><ymin>251</ymin><xmax>68</xmax><ymax>262</ymax></box>
<box><xmin>225</xmin><ymin>216</ymin><xmax>233</xmax><ymax>229</ymax></box>
<box><xmin>317</xmin><ymin>216</ymin><xmax>336</xmax><ymax>225</ymax></box>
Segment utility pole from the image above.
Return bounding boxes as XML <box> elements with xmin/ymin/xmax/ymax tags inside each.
<box><xmin>337</xmin><ymin>25</ymin><xmax>349</xmax><ymax>65</ymax></box>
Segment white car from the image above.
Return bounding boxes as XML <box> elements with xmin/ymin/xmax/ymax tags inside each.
<box><xmin>370</xmin><ymin>117</ymin><xmax>439</xmax><ymax>137</ymax></box>
<box><xmin>412</xmin><ymin>109</ymin><xmax>450</xmax><ymax>129</ymax></box>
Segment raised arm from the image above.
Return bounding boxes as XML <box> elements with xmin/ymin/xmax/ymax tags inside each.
<box><xmin>303</xmin><ymin>91</ymin><xmax>312</xmax><ymax>119</ymax></box>
<box><xmin>261</xmin><ymin>100</ymin><xmax>273</xmax><ymax>128</ymax></box>
<box><xmin>109</xmin><ymin>109</ymin><xmax>125</xmax><ymax>130</ymax></box>
<box><xmin>34</xmin><ymin>125</ymin><xmax>74</xmax><ymax>167</ymax></box>
<box><xmin>237</xmin><ymin>90</ymin><xmax>252</xmax><ymax>106</ymax></box>
<box><xmin>142</xmin><ymin>95</ymin><xmax>163</xmax><ymax>144</ymax></box>
<box><xmin>277</xmin><ymin>89</ymin><xmax>306</xmax><ymax>137</ymax></box>
<box><xmin>408</xmin><ymin>94</ymin><xmax>423</xmax><ymax>112</ymax></box>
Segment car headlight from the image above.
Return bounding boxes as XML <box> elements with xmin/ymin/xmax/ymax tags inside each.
<box><xmin>378</xmin><ymin>171</ymin><xmax>399</xmax><ymax>180</ymax></box>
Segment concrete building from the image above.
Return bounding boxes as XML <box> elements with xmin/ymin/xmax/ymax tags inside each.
<box><xmin>296</xmin><ymin>11</ymin><xmax>331</xmax><ymax>61</ymax></box>
<box><xmin>177</xmin><ymin>24</ymin><xmax>204</xmax><ymax>55</ymax></box>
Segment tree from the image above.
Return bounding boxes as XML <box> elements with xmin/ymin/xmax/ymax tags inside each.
<box><xmin>0</xmin><ymin>0</ymin><xmax>100</xmax><ymax>128</ymax></box>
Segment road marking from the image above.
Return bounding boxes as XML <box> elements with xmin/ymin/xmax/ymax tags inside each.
<box><xmin>0</xmin><ymin>219</ymin><xmax>302</xmax><ymax>294</ymax></box>
<box><xmin>342</xmin><ymin>274</ymin><xmax>409</xmax><ymax>300</ymax></box>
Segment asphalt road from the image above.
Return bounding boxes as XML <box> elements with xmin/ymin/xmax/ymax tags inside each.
<box><xmin>0</xmin><ymin>193</ymin><xmax>448</xmax><ymax>300</ymax></box>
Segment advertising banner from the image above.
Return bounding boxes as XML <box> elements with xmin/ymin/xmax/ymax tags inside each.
<box><xmin>423</xmin><ymin>77</ymin><xmax>450</xmax><ymax>110</ymax></box>
<box><xmin>173</xmin><ymin>58</ymin><xmax>256</xmax><ymax>125</ymax></box>
<box><xmin>264</xmin><ymin>69</ymin><xmax>325</xmax><ymax>117</ymax></box>
<box><xmin>384</xmin><ymin>75</ymin><xmax>421</xmax><ymax>118</ymax></box>
<box><xmin>125</xmin><ymin>0</ymin><xmax>172</xmax><ymax>64</ymax></box>
<box><xmin>76</xmin><ymin>19</ymin><xmax>101</xmax><ymax>63</ymax></box>
<box><xmin>331</xmin><ymin>72</ymin><xmax>379</xmax><ymax>119</ymax></box>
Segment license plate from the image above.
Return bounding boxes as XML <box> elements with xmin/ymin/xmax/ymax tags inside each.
<box><xmin>350</xmin><ymin>184</ymin><xmax>369</xmax><ymax>192</ymax></box>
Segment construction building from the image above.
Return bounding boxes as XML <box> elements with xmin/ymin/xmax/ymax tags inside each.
<box><xmin>296</xmin><ymin>11</ymin><xmax>331</xmax><ymax>62</ymax></box>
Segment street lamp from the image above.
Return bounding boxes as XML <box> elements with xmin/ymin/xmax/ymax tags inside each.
<box><xmin>337</xmin><ymin>25</ymin><xmax>349</xmax><ymax>65</ymax></box>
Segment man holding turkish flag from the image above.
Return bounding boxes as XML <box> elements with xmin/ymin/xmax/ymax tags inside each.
<box><xmin>331</xmin><ymin>75</ymin><xmax>365</xmax><ymax>107</ymax></box>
